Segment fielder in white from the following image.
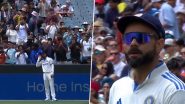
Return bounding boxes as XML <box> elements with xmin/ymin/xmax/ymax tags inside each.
<box><xmin>108</xmin><ymin>14</ymin><xmax>185</xmax><ymax>104</ymax></box>
<box><xmin>36</xmin><ymin>51</ymin><xmax>57</xmax><ymax>101</ymax></box>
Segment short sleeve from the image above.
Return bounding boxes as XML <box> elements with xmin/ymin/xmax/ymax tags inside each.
<box><xmin>167</xmin><ymin>91</ymin><xmax>185</xmax><ymax>104</ymax></box>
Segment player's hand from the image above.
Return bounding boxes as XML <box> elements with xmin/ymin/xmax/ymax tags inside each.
<box><xmin>50</xmin><ymin>74</ymin><xmax>54</xmax><ymax>78</ymax></box>
<box><xmin>38</xmin><ymin>55</ymin><xmax>42</xmax><ymax>61</ymax></box>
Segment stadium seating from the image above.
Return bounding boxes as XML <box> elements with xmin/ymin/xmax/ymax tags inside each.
<box><xmin>59</xmin><ymin>0</ymin><xmax>93</xmax><ymax>27</ymax></box>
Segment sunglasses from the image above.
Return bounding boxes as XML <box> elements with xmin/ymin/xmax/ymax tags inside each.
<box><xmin>103</xmin><ymin>86</ymin><xmax>110</xmax><ymax>88</ymax></box>
<box><xmin>102</xmin><ymin>67</ymin><xmax>108</xmax><ymax>70</ymax></box>
<box><xmin>110</xmin><ymin>52</ymin><xmax>119</xmax><ymax>55</ymax></box>
<box><xmin>109</xmin><ymin>44</ymin><xmax>118</xmax><ymax>47</ymax></box>
<box><xmin>123</xmin><ymin>32</ymin><xmax>156</xmax><ymax>45</ymax></box>
<box><xmin>181</xmin><ymin>52</ymin><xmax>185</xmax><ymax>55</ymax></box>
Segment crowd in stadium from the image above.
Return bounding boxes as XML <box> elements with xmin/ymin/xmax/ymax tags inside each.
<box><xmin>0</xmin><ymin>0</ymin><xmax>92</xmax><ymax>65</ymax></box>
<box><xmin>91</xmin><ymin>0</ymin><xmax>185</xmax><ymax>104</ymax></box>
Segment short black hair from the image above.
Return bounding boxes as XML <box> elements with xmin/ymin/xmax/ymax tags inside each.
<box><xmin>176</xmin><ymin>38</ymin><xmax>184</xmax><ymax>46</ymax></box>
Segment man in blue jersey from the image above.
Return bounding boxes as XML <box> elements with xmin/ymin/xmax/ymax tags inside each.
<box><xmin>108</xmin><ymin>13</ymin><xmax>185</xmax><ymax>104</ymax></box>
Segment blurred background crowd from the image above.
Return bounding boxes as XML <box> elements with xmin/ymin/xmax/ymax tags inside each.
<box><xmin>0</xmin><ymin>0</ymin><xmax>93</xmax><ymax>65</ymax></box>
<box><xmin>91</xmin><ymin>0</ymin><xmax>185</xmax><ymax>104</ymax></box>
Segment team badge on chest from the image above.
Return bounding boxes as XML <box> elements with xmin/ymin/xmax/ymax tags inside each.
<box><xmin>144</xmin><ymin>96</ymin><xmax>155</xmax><ymax>104</ymax></box>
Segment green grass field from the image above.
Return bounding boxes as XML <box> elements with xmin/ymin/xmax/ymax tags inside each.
<box><xmin>0</xmin><ymin>100</ymin><xmax>88</xmax><ymax>104</ymax></box>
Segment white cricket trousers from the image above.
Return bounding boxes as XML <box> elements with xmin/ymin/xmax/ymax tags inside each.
<box><xmin>43</xmin><ymin>72</ymin><xmax>56</xmax><ymax>99</ymax></box>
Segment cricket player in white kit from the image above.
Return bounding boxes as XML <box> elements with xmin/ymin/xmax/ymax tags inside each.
<box><xmin>108</xmin><ymin>14</ymin><xmax>185</xmax><ymax>104</ymax></box>
<box><xmin>36</xmin><ymin>51</ymin><xmax>57</xmax><ymax>101</ymax></box>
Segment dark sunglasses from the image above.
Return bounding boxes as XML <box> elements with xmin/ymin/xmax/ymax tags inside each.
<box><xmin>180</xmin><ymin>52</ymin><xmax>185</xmax><ymax>55</ymax></box>
<box><xmin>102</xmin><ymin>67</ymin><xmax>108</xmax><ymax>69</ymax></box>
<box><xmin>110</xmin><ymin>52</ymin><xmax>119</xmax><ymax>55</ymax></box>
<box><xmin>109</xmin><ymin>44</ymin><xmax>118</xmax><ymax>47</ymax></box>
<box><xmin>123</xmin><ymin>32</ymin><xmax>156</xmax><ymax>45</ymax></box>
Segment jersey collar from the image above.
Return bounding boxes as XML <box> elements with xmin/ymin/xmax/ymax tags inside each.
<box><xmin>130</xmin><ymin>60</ymin><xmax>168</xmax><ymax>91</ymax></box>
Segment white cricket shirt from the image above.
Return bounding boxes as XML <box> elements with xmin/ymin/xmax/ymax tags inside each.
<box><xmin>109</xmin><ymin>61</ymin><xmax>185</xmax><ymax>104</ymax></box>
<box><xmin>36</xmin><ymin>57</ymin><xmax>54</xmax><ymax>73</ymax></box>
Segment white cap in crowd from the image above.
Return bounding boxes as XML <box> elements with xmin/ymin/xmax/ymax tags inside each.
<box><xmin>94</xmin><ymin>45</ymin><xmax>106</xmax><ymax>51</ymax></box>
<box><xmin>151</xmin><ymin>0</ymin><xmax>162</xmax><ymax>3</ymax></box>
<box><xmin>31</xmin><ymin>11</ymin><xmax>38</xmax><ymax>17</ymax></box>
<box><xmin>165</xmin><ymin>38</ymin><xmax>174</xmax><ymax>46</ymax></box>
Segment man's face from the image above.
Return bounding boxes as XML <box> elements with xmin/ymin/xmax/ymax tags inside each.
<box><xmin>109</xmin><ymin>1</ymin><xmax>117</xmax><ymax>9</ymax></box>
<box><xmin>181</xmin><ymin>47</ymin><xmax>185</xmax><ymax>59</ymax></box>
<box><xmin>152</xmin><ymin>2</ymin><xmax>160</xmax><ymax>9</ymax></box>
<box><xmin>41</xmin><ymin>53</ymin><xmax>47</xmax><ymax>59</ymax></box>
<box><xmin>108</xmin><ymin>40</ymin><xmax>118</xmax><ymax>50</ymax></box>
<box><xmin>8</xmin><ymin>43</ymin><xmax>13</xmax><ymax>48</ymax></box>
<box><xmin>123</xmin><ymin>23</ymin><xmax>161</xmax><ymax>68</ymax></box>
<box><xmin>96</xmin><ymin>3</ymin><xmax>104</xmax><ymax>11</ymax></box>
<box><xmin>110</xmin><ymin>49</ymin><xmax>120</xmax><ymax>63</ymax></box>
<box><xmin>168</xmin><ymin>0</ymin><xmax>176</xmax><ymax>7</ymax></box>
<box><xmin>94</xmin><ymin>50</ymin><xmax>106</xmax><ymax>63</ymax></box>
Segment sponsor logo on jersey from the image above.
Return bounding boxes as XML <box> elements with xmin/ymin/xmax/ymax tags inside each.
<box><xmin>144</xmin><ymin>96</ymin><xmax>154</xmax><ymax>104</ymax></box>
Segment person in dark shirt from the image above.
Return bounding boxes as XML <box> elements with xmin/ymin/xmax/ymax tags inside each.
<box><xmin>69</xmin><ymin>35</ymin><xmax>81</xmax><ymax>63</ymax></box>
<box><xmin>54</xmin><ymin>37</ymin><xmax>68</xmax><ymax>64</ymax></box>
<box><xmin>105</xmin><ymin>0</ymin><xmax>119</xmax><ymax>28</ymax></box>
<box><xmin>0</xmin><ymin>46</ymin><xmax>6</xmax><ymax>64</ymax></box>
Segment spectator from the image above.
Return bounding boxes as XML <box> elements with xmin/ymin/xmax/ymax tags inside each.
<box><xmin>92</xmin><ymin>62</ymin><xmax>117</xmax><ymax>82</ymax></box>
<box><xmin>69</xmin><ymin>35</ymin><xmax>81</xmax><ymax>64</ymax></box>
<box><xmin>163</xmin><ymin>38</ymin><xmax>176</xmax><ymax>62</ymax></box>
<box><xmin>180</xmin><ymin>60</ymin><xmax>185</xmax><ymax>82</ymax></box>
<box><xmin>15</xmin><ymin>16</ymin><xmax>29</xmax><ymax>45</ymax></box>
<box><xmin>5</xmin><ymin>23</ymin><xmax>18</xmax><ymax>44</ymax></box>
<box><xmin>82</xmin><ymin>21</ymin><xmax>90</xmax><ymax>33</ymax></box>
<box><xmin>95</xmin><ymin>0</ymin><xmax>106</xmax><ymax>20</ymax></box>
<box><xmin>105</xmin><ymin>49</ymin><xmax>126</xmax><ymax>78</ymax></box>
<box><xmin>104</xmin><ymin>0</ymin><xmax>119</xmax><ymax>28</ymax></box>
<box><xmin>41</xmin><ymin>39</ymin><xmax>55</xmax><ymax>59</ymax></box>
<box><xmin>54</xmin><ymin>37</ymin><xmax>68</xmax><ymax>64</ymax></box>
<box><xmin>63</xmin><ymin>28</ymin><xmax>72</xmax><ymax>47</ymax></box>
<box><xmin>106</xmin><ymin>39</ymin><xmax>125</xmax><ymax>61</ymax></box>
<box><xmin>50</xmin><ymin>0</ymin><xmax>60</xmax><ymax>14</ymax></box>
<box><xmin>100</xmin><ymin>78</ymin><xmax>114</xmax><ymax>104</ymax></box>
<box><xmin>152</xmin><ymin>0</ymin><xmax>180</xmax><ymax>39</ymax></box>
<box><xmin>174</xmin><ymin>38</ymin><xmax>185</xmax><ymax>56</ymax></box>
<box><xmin>28</xmin><ymin>11</ymin><xmax>39</xmax><ymax>35</ymax></box>
<box><xmin>167</xmin><ymin>57</ymin><xmax>184</xmax><ymax>77</ymax></box>
<box><xmin>106</xmin><ymin>39</ymin><xmax>118</xmax><ymax>54</ymax></box>
<box><xmin>93</xmin><ymin>45</ymin><xmax>106</xmax><ymax>72</ymax></box>
<box><xmin>15</xmin><ymin>45</ymin><xmax>28</xmax><ymax>64</ymax></box>
<box><xmin>176</xmin><ymin>10</ymin><xmax>185</xmax><ymax>39</ymax></box>
<box><xmin>37</xmin><ymin>0</ymin><xmax>50</xmax><ymax>18</ymax></box>
<box><xmin>60</xmin><ymin>0</ymin><xmax>74</xmax><ymax>17</ymax></box>
<box><xmin>13</xmin><ymin>10</ymin><xmax>22</xmax><ymax>25</ymax></box>
<box><xmin>72</xmin><ymin>26</ymin><xmax>81</xmax><ymax>43</ymax></box>
<box><xmin>29</xmin><ymin>43</ymin><xmax>43</xmax><ymax>64</ymax></box>
<box><xmin>45</xmin><ymin>20</ymin><xmax>58</xmax><ymax>40</ymax></box>
<box><xmin>0</xmin><ymin>45</ymin><xmax>6</xmax><ymax>64</ymax></box>
<box><xmin>180</xmin><ymin>46</ymin><xmax>185</xmax><ymax>59</ymax></box>
<box><xmin>90</xmin><ymin>80</ymin><xmax>100</xmax><ymax>104</ymax></box>
<box><xmin>0</xmin><ymin>3</ymin><xmax>11</xmax><ymax>23</ymax></box>
<box><xmin>80</xmin><ymin>33</ymin><xmax>92</xmax><ymax>64</ymax></box>
<box><xmin>0</xmin><ymin>19</ymin><xmax>7</xmax><ymax>43</ymax></box>
<box><xmin>4</xmin><ymin>42</ymin><xmax>16</xmax><ymax>64</ymax></box>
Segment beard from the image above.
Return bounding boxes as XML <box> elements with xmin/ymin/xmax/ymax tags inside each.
<box><xmin>125</xmin><ymin>46</ymin><xmax>156</xmax><ymax>69</ymax></box>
